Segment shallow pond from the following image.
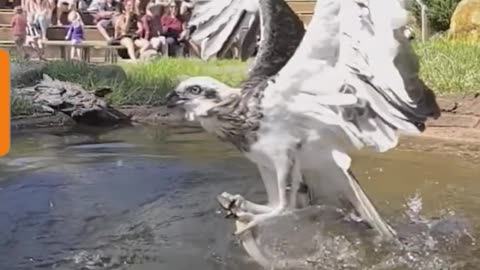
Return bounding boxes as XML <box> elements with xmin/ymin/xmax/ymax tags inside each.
<box><xmin>1</xmin><ymin>126</ymin><xmax>479</xmax><ymax>270</ymax></box>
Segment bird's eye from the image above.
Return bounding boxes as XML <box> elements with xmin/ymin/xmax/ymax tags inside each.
<box><xmin>187</xmin><ymin>86</ymin><xmax>202</xmax><ymax>95</ymax></box>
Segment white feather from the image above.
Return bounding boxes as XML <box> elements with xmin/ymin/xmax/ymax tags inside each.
<box><xmin>263</xmin><ymin>0</ymin><xmax>427</xmax><ymax>153</ymax></box>
<box><xmin>189</xmin><ymin>0</ymin><xmax>260</xmax><ymax>60</ymax></box>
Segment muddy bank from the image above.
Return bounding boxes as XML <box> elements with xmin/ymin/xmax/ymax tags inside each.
<box><xmin>10</xmin><ymin>60</ymin><xmax>199</xmax><ymax>132</ymax></box>
<box><xmin>11</xmin><ymin>92</ymin><xmax>480</xmax><ymax>147</ymax></box>
<box><xmin>423</xmin><ymin>94</ymin><xmax>480</xmax><ymax>144</ymax></box>
<box><xmin>12</xmin><ymin>95</ymin><xmax>480</xmax><ymax>152</ymax></box>
<box><xmin>118</xmin><ymin>106</ymin><xmax>201</xmax><ymax>128</ymax></box>
<box><xmin>11</xmin><ymin>105</ymin><xmax>200</xmax><ymax>132</ymax></box>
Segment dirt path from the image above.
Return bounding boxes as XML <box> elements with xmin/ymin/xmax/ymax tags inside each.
<box><xmin>422</xmin><ymin>94</ymin><xmax>480</xmax><ymax>143</ymax></box>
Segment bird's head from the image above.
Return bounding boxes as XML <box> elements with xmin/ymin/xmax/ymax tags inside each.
<box><xmin>165</xmin><ymin>76</ymin><xmax>239</xmax><ymax>121</ymax></box>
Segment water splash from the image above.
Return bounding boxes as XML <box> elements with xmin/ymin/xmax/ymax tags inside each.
<box><xmin>404</xmin><ymin>191</ymin><xmax>428</xmax><ymax>224</ymax></box>
<box><xmin>237</xmin><ymin>195</ymin><xmax>476</xmax><ymax>270</ymax></box>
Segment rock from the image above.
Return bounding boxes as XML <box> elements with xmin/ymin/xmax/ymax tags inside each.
<box><xmin>11</xmin><ymin>112</ymin><xmax>75</xmax><ymax>131</ymax></box>
<box><xmin>10</xmin><ymin>60</ymin><xmax>48</xmax><ymax>88</ymax></box>
<box><xmin>119</xmin><ymin>105</ymin><xmax>200</xmax><ymax>127</ymax></box>
<box><xmin>19</xmin><ymin>75</ymin><xmax>131</xmax><ymax>126</ymax></box>
<box><xmin>448</xmin><ymin>0</ymin><xmax>480</xmax><ymax>40</ymax></box>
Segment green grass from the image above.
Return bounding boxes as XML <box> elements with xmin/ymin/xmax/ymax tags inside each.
<box><xmin>35</xmin><ymin>58</ymin><xmax>248</xmax><ymax>107</ymax></box>
<box><xmin>413</xmin><ymin>37</ymin><xmax>480</xmax><ymax>95</ymax></box>
<box><xmin>11</xmin><ymin>96</ymin><xmax>34</xmax><ymax>117</ymax></box>
<box><xmin>116</xmin><ymin>58</ymin><xmax>247</xmax><ymax>105</ymax></box>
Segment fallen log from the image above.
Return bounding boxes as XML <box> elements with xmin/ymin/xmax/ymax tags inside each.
<box><xmin>17</xmin><ymin>75</ymin><xmax>131</xmax><ymax>127</ymax></box>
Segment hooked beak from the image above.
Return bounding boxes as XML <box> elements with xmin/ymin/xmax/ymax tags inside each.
<box><xmin>165</xmin><ymin>91</ymin><xmax>187</xmax><ymax>108</ymax></box>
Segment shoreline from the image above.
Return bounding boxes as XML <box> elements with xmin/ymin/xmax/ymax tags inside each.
<box><xmin>11</xmin><ymin>94</ymin><xmax>480</xmax><ymax>146</ymax></box>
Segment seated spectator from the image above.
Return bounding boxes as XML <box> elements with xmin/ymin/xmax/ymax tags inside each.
<box><xmin>111</xmin><ymin>0</ymin><xmax>150</xmax><ymax>61</ymax></box>
<box><xmin>135</xmin><ymin>0</ymin><xmax>151</xmax><ymax>16</ymax></box>
<box><xmin>140</xmin><ymin>2</ymin><xmax>167</xmax><ymax>56</ymax></box>
<box><xmin>175</xmin><ymin>0</ymin><xmax>195</xmax><ymax>57</ymax></box>
<box><xmin>10</xmin><ymin>6</ymin><xmax>27</xmax><ymax>59</ymax></box>
<box><xmin>88</xmin><ymin>0</ymin><xmax>119</xmax><ymax>12</ymax></box>
<box><xmin>160</xmin><ymin>1</ymin><xmax>182</xmax><ymax>56</ymax></box>
<box><xmin>93</xmin><ymin>0</ymin><xmax>121</xmax><ymax>42</ymax></box>
<box><xmin>56</xmin><ymin>0</ymin><xmax>75</xmax><ymax>26</ymax></box>
<box><xmin>77</xmin><ymin>0</ymin><xmax>89</xmax><ymax>11</ymax></box>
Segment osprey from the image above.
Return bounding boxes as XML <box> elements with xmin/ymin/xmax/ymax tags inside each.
<box><xmin>166</xmin><ymin>0</ymin><xmax>440</xmax><ymax>244</ymax></box>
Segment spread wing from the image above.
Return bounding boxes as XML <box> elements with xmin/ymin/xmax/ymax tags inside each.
<box><xmin>188</xmin><ymin>0</ymin><xmax>261</xmax><ymax>60</ymax></box>
<box><xmin>239</xmin><ymin>0</ymin><xmax>306</xmax><ymax>87</ymax></box>
<box><xmin>251</xmin><ymin>0</ymin><xmax>441</xmax><ymax>152</ymax></box>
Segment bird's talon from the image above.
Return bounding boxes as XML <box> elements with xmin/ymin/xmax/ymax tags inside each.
<box><xmin>234</xmin><ymin>221</ymin><xmax>257</xmax><ymax>236</ymax></box>
<box><xmin>225</xmin><ymin>210</ymin><xmax>236</xmax><ymax>219</ymax></box>
<box><xmin>227</xmin><ymin>199</ymin><xmax>236</xmax><ymax>210</ymax></box>
<box><xmin>236</xmin><ymin>211</ymin><xmax>255</xmax><ymax>222</ymax></box>
<box><xmin>233</xmin><ymin>208</ymin><xmax>285</xmax><ymax>236</ymax></box>
<box><xmin>217</xmin><ymin>192</ymin><xmax>244</xmax><ymax>211</ymax></box>
<box><xmin>234</xmin><ymin>225</ymin><xmax>249</xmax><ymax>236</ymax></box>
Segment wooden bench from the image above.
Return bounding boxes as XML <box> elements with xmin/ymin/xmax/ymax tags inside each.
<box><xmin>43</xmin><ymin>40</ymin><xmax>125</xmax><ymax>64</ymax></box>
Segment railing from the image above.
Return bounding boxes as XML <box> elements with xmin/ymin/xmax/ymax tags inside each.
<box><xmin>414</xmin><ymin>0</ymin><xmax>429</xmax><ymax>41</ymax></box>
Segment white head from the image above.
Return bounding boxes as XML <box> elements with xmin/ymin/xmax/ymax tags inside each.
<box><xmin>165</xmin><ymin>76</ymin><xmax>239</xmax><ymax>121</ymax></box>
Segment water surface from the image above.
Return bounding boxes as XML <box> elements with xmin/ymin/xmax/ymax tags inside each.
<box><xmin>1</xmin><ymin>126</ymin><xmax>479</xmax><ymax>270</ymax></box>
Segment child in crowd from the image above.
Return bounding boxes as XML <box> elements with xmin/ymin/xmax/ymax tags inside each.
<box><xmin>65</xmin><ymin>11</ymin><xmax>85</xmax><ymax>60</ymax></box>
<box><xmin>10</xmin><ymin>6</ymin><xmax>27</xmax><ymax>59</ymax></box>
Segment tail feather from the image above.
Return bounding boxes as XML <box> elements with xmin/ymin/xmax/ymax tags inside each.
<box><xmin>300</xmin><ymin>149</ymin><xmax>397</xmax><ymax>240</ymax></box>
<box><xmin>345</xmin><ymin>169</ymin><xmax>397</xmax><ymax>240</ymax></box>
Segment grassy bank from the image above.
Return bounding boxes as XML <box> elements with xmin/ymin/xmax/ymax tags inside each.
<box><xmin>11</xmin><ymin>58</ymin><xmax>247</xmax><ymax>116</ymax></box>
<box><xmin>40</xmin><ymin>58</ymin><xmax>248</xmax><ymax>107</ymax></box>
<box><xmin>413</xmin><ymin>37</ymin><xmax>480</xmax><ymax>95</ymax></box>
<box><xmin>117</xmin><ymin>58</ymin><xmax>247</xmax><ymax>105</ymax></box>
<box><xmin>11</xmin><ymin>38</ymin><xmax>480</xmax><ymax>116</ymax></box>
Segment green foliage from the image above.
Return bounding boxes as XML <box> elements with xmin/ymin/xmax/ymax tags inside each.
<box><xmin>410</xmin><ymin>0</ymin><xmax>461</xmax><ymax>32</ymax></box>
<box><xmin>116</xmin><ymin>58</ymin><xmax>247</xmax><ymax>105</ymax></box>
<box><xmin>42</xmin><ymin>60</ymin><xmax>108</xmax><ymax>85</ymax></box>
<box><xmin>37</xmin><ymin>59</ymin><xmax>247</xmax><ymax>106</ymax></box>
<box><xmin>11</xmin><ymin>96</ymin><xmax>34</xmax><ymax>117</ymax></box>
<box><xmin>413</xmin><ymin>36</ymin><xmax>480</xmax><ymax>95</ymax></box>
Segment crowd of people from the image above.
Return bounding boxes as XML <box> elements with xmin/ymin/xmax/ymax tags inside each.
<box><xmin>10</xmin><ymin>0</ymin><xmax>197</xmax><ymax>61</ymax></box>
<box><xmin>89</xmin><ymin>0</ymin><xmax>197</xmax><ymax>60</ymax></box>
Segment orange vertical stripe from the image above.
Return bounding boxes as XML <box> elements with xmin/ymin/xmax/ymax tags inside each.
<box><xmin>0</xmin><ymin>49</ymin><xmax>10</xmax><ymax>157</ymax></box>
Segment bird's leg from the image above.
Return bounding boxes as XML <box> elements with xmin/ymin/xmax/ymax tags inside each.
<box><xmin>289</xmin><ymin>175</ymin><xmax>311</xmax><ymax>209</ymax></box>
<box><xmin>217</xmin><ymin>164</ymin><xmax>281</xmax><ymax>218</ymax></box>
<box><xmin>235</xmin><ymin>152</ymin><xmax>300</xmax><ymax>236</ymax></box>
<box><xmin>217</xmin><ymin>192</ymin><xmax>273</xmax><ymax>218</ymax></box>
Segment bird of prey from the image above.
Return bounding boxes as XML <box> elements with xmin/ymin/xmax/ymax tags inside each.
<box><xmin>165</xmin><ymin>0</ymin><xmax>441</xmax><ymax>242</ymax></box>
